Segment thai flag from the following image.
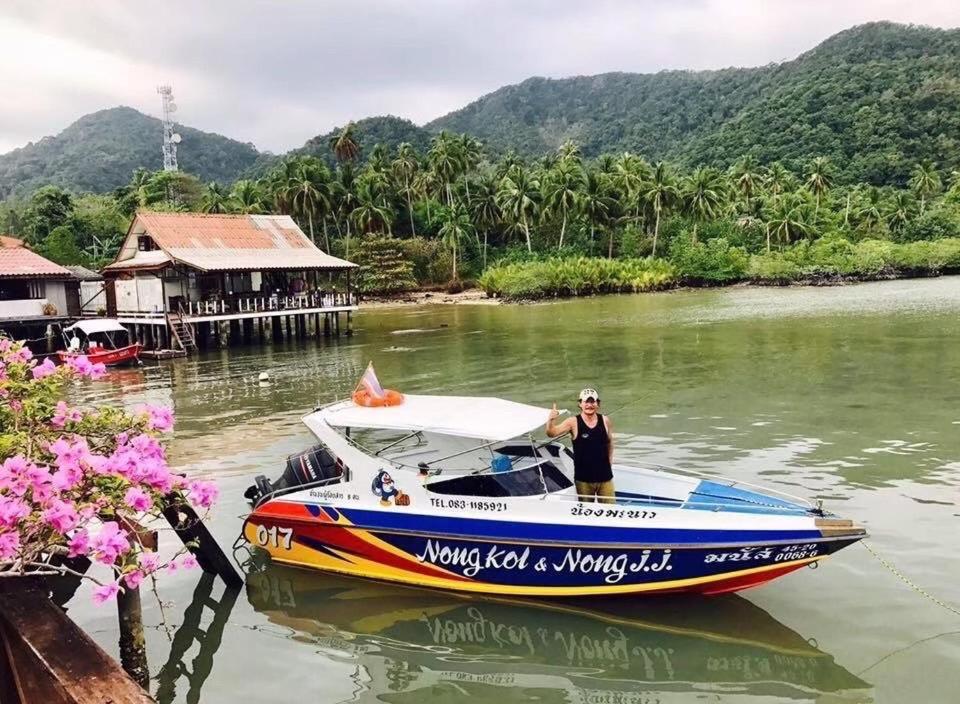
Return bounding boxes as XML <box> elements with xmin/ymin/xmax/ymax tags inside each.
<box><xmin>357</xmin><ymin>362</ymin><xmax>385</xmax><ymax>398</ymax></box>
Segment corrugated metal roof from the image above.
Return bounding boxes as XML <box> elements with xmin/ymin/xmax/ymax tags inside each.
<box><xmin>0</xmin><ymin>235</ymin><xmax>73</xmax><ymax>278</ymax></box>
<box><xmin>107</xmin><ymin>212</ymin><xmax>357</xmax><ymax>272</ymax></box>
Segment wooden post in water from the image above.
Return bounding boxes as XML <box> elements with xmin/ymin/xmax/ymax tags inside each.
<box><xmin>116</xmin><ymin>587</ymin><xmax>149</xmax><ymax>689</ymax></box>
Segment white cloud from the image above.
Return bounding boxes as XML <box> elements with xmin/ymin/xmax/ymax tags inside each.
<box><xmin>0</xmin><ymin>0</ymin><xmax>958</xmax><ymax>154</ymax></box>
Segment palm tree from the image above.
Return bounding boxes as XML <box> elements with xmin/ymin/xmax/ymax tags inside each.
<box><xmin>392</xmin><ymin>143</ymin><xmax>420</xmax><ymax>236</ymax></box>
<box><xmin>682</xmin><ymin>166</ymin><xmax>727</xmax><ymax>244</ymax></box>
<box><xmin>329</xmin><ymin>122</ymin><xmax>360</xmax><ymax>163</ymax></box>
<box><xmin>579</xmin><ymin>170</ymin><xmax>616</xmax><ymax>253</ymax></box>
<box><xmin>543</xmin><ymin>161</ymin><xmax>584</xmax><ymax>249</ymax></box>
<box><xmin>557</xmin><ymin>140</ymin><xmax>582</xmax><ymax>165</ymax></box>
<box><xmin>496</xmin><ymin>165</ymin><xmax>540</xmax><ymax>253</ymax></box>
<box><xmin>856</xmin><ymin>186</ymin><xmax>885</xmax><ymax>236</ymax></box>
<box><xmin>805</xmin><ymin>156</ymin><xmax>832</xmax><ymax>215</ymax></box>
<box><xmin>229</xmin><ymin>180</ymin><xmax>265</xmax><ymax>214</ymax></box>
<box><xmin>285</xmin><ymin>158</ymin><xmax>332</xmax><ymax>247</ymax></box>
<box><xmin>641</xmin><ymin>161</ymin><xmax>679</xmax><ymax>256</ymax></box>
<box><xmin>764</xmin><ymin>162</ymin><xmax>792</xmax><ymax>205</ymax></box>
<box><xmin>334</xmin><ymin>164</ymin><xmax>360</xmax><ymax>256</ymax></box>
<box><xmin>351</xmin><ymin>177</ymin><xmax>393</xmax><ymax>235</ymax></box>
<box><xmin>470</xmin><ymin>175</ymin><xmax>501</xmax><ymax>268</ymax></box>
<box><xmin>909</xmin><ymin>162</ymin><xmax>942</xmax><ymax>215</ymax></box>
<box><xmin>438</xmin><ymin>202</ymin><xmax>474</xmax><ymax>282</ymax></box>
<box><xmin>886</xmin><ymin>191</ymin><xmax>914</xmax><ymax>234</ymax></box>
<box><xmin>200</xmin><ymin>182</ymin><xmax>230</xmax><ymax>213</ymax></box>
<box><xmin>765</xmin><ymin>193</ymin><xmax>814</xmax><ymax>249</ymax></box>
<box><xmin>457</xmin><ymin>134</ymin><xmax>483</xmax><ymax>202</ymax></box>
<box><xmin>730</xmin><ymin>155</ymin><xmax>761</xmax><ymax>212</ymax></box>
<box><xmin>613</xmin><ymin>152</ymin><xmax>651</xmax><ymax>221</ymax></box>
<box><xmin>427</xmin><ymin>131</ymin><xmax>462</xmax><ymax>206</ymax></box>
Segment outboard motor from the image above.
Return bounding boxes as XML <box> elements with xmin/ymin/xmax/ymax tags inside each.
<box><xmin>245</xmin><ymin>444</ymin><xmax>343</xmax><ymax>507</ymax></box>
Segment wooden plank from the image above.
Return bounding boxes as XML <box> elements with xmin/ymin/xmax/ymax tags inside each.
<box><xmin>161</xmin><ymin>500</ymin><xmax>243</xmax><ymax>588</ymax></box>
<box><xmin>0</xmin><ymin>580</ymin><xmax>154</xmax><ymax>704</ymax></box>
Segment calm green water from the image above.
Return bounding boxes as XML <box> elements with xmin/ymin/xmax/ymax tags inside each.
<box><xmin>69</xmin><ymin>278</ymin><xmax>960</xmax><ymax>703</ymax></box>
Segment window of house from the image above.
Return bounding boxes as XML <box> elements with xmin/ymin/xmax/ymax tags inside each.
<box><xmin>137</xmin><ymin>235</ymin><xmax>158</xmax><ymax>252</ymax></box>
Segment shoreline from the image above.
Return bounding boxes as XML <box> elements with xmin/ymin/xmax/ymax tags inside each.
<box><xmin>358</xmin><ymin>270</ymin><xmax>960</xmax><ymax>309</ymax></box>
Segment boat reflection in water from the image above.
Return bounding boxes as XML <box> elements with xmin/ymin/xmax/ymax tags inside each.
<box><xmin>246</xmin><ymin>566</ymin><xmax>872</xmax><ymax>703</ymax></box>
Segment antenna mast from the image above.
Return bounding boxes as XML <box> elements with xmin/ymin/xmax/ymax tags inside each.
<box><xmin>157</xmin><ymin>85</ymin><xmax>181</xmax><ymax>172</ymax></box>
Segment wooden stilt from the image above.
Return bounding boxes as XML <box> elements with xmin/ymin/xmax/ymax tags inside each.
<box><xmin>161</xmin><ymin>500</ymin><xmax>243</xmax><ymax>589</ymax></box>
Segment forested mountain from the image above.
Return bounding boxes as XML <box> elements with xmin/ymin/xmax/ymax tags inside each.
<box><xmin>430</xmin><ymin>22</ymin><xmax>960</xmax><ymax>185</ymax></box>
<box><xmin>0</xmin><ymin>107</ymin><xmax>260</xmax><ymax>199</ymax></box>
<box><xmin>3</xmin><ymin>21</ymin><xmax>959</xmax><ymax>199</ymax></box>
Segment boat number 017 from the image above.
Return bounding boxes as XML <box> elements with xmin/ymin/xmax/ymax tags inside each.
<box><xmin>255</xmin><ymin>524</ymin><xmax>293</xmax><ymax>550</ymax></box>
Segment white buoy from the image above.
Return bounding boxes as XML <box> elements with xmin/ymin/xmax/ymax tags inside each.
<box><xmin>258</xmin><ymin>372</ymin><xmax>270</xmax><ymax>382</ymax></box>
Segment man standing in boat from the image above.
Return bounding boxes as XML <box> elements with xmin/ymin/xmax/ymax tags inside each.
<box><xmin>545</xmin><ymin>388</ymin><xmax>615</xmax><ymax>504</ymax></box>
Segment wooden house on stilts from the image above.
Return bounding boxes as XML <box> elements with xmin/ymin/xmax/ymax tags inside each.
<box><xmin>102</xmin><ymin>212</ymin><xmax>358</xmax><ymax>352</ymax></box>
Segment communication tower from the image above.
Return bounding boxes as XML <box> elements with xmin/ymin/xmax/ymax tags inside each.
<box><xmin>157</xmin><ymin>85</ymin><xmax>181</xmax><ymax>172</ymax></box>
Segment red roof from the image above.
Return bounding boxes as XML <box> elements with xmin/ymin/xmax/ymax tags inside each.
<box><xmin>0</xmin><ymin>235</ymin><xmax>73</xmax><ymax>278</ymax></box>
<box><xmin>104</xmin><ymin>212</ymin><xmax>356</xmax><ymax>272</ymax></box>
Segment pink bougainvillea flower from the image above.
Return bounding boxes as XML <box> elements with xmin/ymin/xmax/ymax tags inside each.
<box><xmin>9</xmin><ymin>399</ymin><xmax>22</xmax><ymax>414</ymax></box>
<box><xmin>31</xmin><ymin>357</ymin><xmax>57</xmax><ymax>380</ymax></box>
<box><xmin>51</xmin><ymin>401</ymin><xmax>83</xmax><ymax>428</ymax></box>
<box><xmin>0</xmin><ymin>495</ymin><xmax>30</xmax><ymax>528</ymax></box>
<box><xmin>136</xmin><ymin>404</ymin><xmax>175</xmax><ymax>432</ymax></box>
<box><xmin>92</xmin><ymin>581</ymin><xmax>121</xmax><ymax>604</ymax></box>
<box><xmin>123</xmin><ymin>570</ymin><xmax>145</xmax><ymax>589</ymax></box>
<box><xmin>89</xmin><ymin>362</ymin><xmax>107</xmax><ymax>379</ymax></box>
<box><xmin>186</xmin><ymin>479</ymin><xmax>219</xmax><ymax>509</ymax></box>
<box><xmin>180</xmin><ymin>553</ymin><xmax>199</xmax><ymax>570</ymax></box>
<box><xmin>8</xmin><ymin>346</ymin><xmax>33</xmax><ymax>364</ymax></box>
<box><xmin>123</xmin><ymin>486</ymin><xmax>153</xmax><ymax>512</ymax></box>
<box><xmin>41</xmin><ymin>498</ymin><xmax>80</xmax><ymax>533</ymax></box>
<box><xmin>89</xmin><ymin>521</ymin><xmax>131</xmax><ymax>565</ymax></box>
<box><xmin>27</xmin><ymin>464</ymin><xmax>55</xmax><ymax>503</ymax></box>
<box><xmin>0</xmin><ymin>531</ymin><xmax>20</xmax><ymax>559</ymax></box>
<box><xmin>138</xmin><ymin>551</ymin><xmax>161</xmax><ymax>575</ymax></box>
<box><xmin>65</xmin><ymin>354</ymin><xmax>92</xmax><ymax>376</ymax></box>
<box><xmin>67</xmin><ymin>529</ymin><xmax>90</xmax><ymax>558</ymax></box>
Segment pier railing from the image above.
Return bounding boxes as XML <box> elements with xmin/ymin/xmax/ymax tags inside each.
<box><xmin>184</xmin><ymin>291</ymin><xmax>355</xmax><ymax>316</ymax></box>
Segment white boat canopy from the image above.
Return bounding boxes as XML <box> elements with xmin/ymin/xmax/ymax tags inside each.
<box><xmin>63</xmin><ymin>319</ymin><xmax>128</xmax><ymax>335</ymax></box>
<box><xmin>309</xmin><ymin>394</ymin><xmax>552</xmax><ymax>442</ymax></box>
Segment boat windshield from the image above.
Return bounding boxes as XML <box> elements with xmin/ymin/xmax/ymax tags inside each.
<box><xmin>426</xmin><ymin>462</ymin><xmax>572</xmax><ymax>498</ymax></box>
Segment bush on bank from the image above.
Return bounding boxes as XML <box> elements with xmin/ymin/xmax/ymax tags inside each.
<box><xmin>479</xmin><ymin>256</ymin><xmax>676</xmax><ymax>299</ymax></box>
<box><xmin>480</xmin><ymin>238</ymin><xmax>960</xmax><ymax>299</ymax></box>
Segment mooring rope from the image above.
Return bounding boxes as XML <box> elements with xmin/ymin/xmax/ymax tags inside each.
<box><xmin>860</xmin><ymin>540</ymin><xmax>960</xmax><ymax>619</ymax></box>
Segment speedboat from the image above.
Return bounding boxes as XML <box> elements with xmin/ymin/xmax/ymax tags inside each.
<box><xmin>58</xmin><ymin>319</ymin><xmax>142</xmax><ymax>366</ymax></box>
<box><xmin>243</xmin><ymin>392</ymin><xmax>866</xmax><ymax>597</ymax></box>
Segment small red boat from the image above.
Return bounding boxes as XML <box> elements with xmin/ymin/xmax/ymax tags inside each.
<box><xmin>58</xmin><ymin>320</ymin><xmax>143</xmax><ymax>367</ymax></box>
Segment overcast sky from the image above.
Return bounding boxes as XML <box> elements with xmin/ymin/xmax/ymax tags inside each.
<box><xmin>1</xmin><ymin>0</ymin><xmax>958</xmax><ymax>155</ymax></box>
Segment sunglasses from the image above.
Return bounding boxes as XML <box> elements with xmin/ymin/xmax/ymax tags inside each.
<box><xmin>581</xmin><ymin>397</ymin><xmax>599</xmax><ymax>404</ymax></box>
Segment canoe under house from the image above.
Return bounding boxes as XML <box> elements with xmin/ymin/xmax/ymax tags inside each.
<box><xmin>101</xmin><ymin>212</ymin><xmax>358</xmax><ymax>352</ymax></box>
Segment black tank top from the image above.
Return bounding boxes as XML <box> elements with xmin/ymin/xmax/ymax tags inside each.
<box><xmin>572</xmin><ymin>414</ymin><xmax>612</xmax><ymax>482</ymax></box>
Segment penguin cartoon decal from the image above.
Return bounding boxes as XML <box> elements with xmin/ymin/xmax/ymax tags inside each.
<box><xmin>371</xmin><ymin>469</ymin><xmax>409</xmax><ymax>506</ymax></box>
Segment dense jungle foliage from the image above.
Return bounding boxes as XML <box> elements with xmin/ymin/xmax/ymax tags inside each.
<box><xmin>3</xmin><ymin>119</ymin><xmax>960</xmax><ymax>298</ymax></box>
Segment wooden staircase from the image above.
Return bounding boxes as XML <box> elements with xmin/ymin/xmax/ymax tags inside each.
<box><xmin>167</xmin><ymin>309</ymin><xmax>197</xmax><ymax>353</ymax></box>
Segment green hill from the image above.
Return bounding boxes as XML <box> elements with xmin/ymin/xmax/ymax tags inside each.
<box><xmin>0</xmin><ymin>106</ymin><xmax>261</xmax><ymax>199</ymax></box>
<box><xmin>295</xmin><ymin>115</ymin><xmax>432</xmax><ymax>164</ymax></box>
<box><xmin>429</xmin><ymin>22</ymin><xmax>960</xmax><ymax>185</ymax></box>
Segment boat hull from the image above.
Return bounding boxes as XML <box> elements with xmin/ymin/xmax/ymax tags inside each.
<box><xmin>58</xmin><ymin>343</ymin><xmax>143</xmax><ymax>366</ymax></box>
<box><xmin>244</xmin><ymin>501</ymin><xmax>863</xmax><ymax>597</ymax></box>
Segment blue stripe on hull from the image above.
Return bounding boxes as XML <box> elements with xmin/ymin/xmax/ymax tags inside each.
<box><xmin>329</xmin><ymin>506</ymin><xmax>822</xmax><ymax>545</ymax></box>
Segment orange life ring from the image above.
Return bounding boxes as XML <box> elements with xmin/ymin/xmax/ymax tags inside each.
<box><xmin>352</xmin><ymin>388</ymin><xmax>405</xmax><ymax>407</ymax></box>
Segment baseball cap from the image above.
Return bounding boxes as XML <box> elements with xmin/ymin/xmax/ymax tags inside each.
<box><xmin>579</xmin><ymin>388</ymin><xmax>600</xmax><ymax>402</ymax></box>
